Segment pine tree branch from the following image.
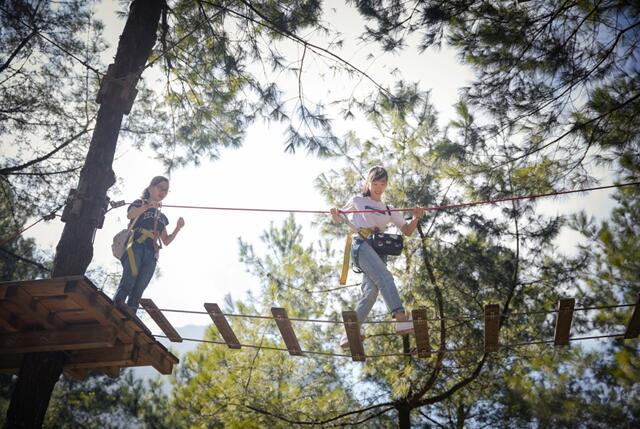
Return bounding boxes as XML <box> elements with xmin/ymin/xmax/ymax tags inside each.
<box><xmin>0</xmin><ymin>246</ymin><xmax>50</xmax><ymax>273</ymax></box>
<box><xmin>202</xmin><ymin>0</ymin><xmax>390</xmax><ymax>96</ymax></box>
<box><xmin>413</xmin><ymin>170</ymin><xmax>525</xmax><ymax>408</ymax></box>
<box><xmin>6</xmin><ymin>166</ymin><xmax>82</xmax><ymax>177</ymax></box>
<box><xmin>492</xmin><ymin>90</ymin><xmax>640</xmax><ymax>170</ymax></box>
<box><xmin>409</xmin><ymin>223</ymin><xmax>446</xmax><ymax>402</ymax></box>
<box><xmin>0</xmin><ymin>127</ymin><xmax>91</xmax><ymax>176</ymax></box>
<box><xmin>0</xmin><ymin>30</ymin><xmax>37</xmax><ymax>73</ymax></box>
<box><xmin>243</xmin><ymin>402</ymin><xmax>395</xmax><ymax>426</ymax></box>
<box><xmin>470</xmin><ymin>17</ymin><xmax>640</xmax><ymax>157</ymax></box>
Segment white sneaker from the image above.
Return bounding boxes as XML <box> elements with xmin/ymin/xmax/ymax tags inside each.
<box><xmin>395</xmin><ymin>320</ymin><xmax>414</xmax><ymax>335</ymax></box>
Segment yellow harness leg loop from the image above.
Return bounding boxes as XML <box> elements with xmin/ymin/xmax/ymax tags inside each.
<box><xmin>126</xmin><ymin>232</ymin><xmax>138</xmax><ymax>277</ymax></box>
<box><xmin>126</xmin><ymin>228</ymin><xmax>157</xmax><ymax>277</ymax></box>
<box><xmin>339</xmin><ymin>227</ymin><xmax>377</xmax><ymax>285</ymax></box>
<box><xmin>340</xmin><ymin>234</ymin><xmax>352</xmax><ymax>285</ymax></box>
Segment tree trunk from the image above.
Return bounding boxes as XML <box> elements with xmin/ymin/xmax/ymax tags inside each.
<box><xmin>4</xmin><ymin>1</ymin><xmax>163</xmax><ymax>427</ymax></box>
<box><xmin>398</xmin><ymin>404</ymin><xmax>411</xmax><ymax>429</ymax></box>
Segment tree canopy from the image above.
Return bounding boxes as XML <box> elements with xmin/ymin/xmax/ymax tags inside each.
<box><xmin>1</xmin><ymin>0</ymin><xmax>639</xmax><ymax>427</ymax></box>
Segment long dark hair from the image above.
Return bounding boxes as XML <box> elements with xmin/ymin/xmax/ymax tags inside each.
<box><xmin>362</xmin><ymin>166</ymin><xmax>388</xmax><ymax>197</ymax></box>
<box><xmin>142</xmin><ymin>176</ymin><xmax>169</xmax><ymax>200</ymax></box>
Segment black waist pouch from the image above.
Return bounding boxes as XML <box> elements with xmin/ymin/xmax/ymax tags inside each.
<box><xmin>367</xmin><ymin>233</ymin><xmax>403</xmax><ymax>256</ymax></box>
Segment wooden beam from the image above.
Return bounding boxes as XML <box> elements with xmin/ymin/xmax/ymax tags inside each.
<box><xmin>13</xmin><ymin>278</ymin><xmax>69</xmax><ymax>297</ymax></box>
<box><xmin>271</xmin><ymin>307</ymin><xmax>303</xmax><ymax>356</ymax></box>
<box><xmin>0</xmin><ymin>346</ymin><xmax>137</xmax><ymax>373</ymax></box>
<box><xmin>3</xmin><ymin>285</ymin><xmax>66</xmax><ymax>330</ymax></box>
<box><xmin>342</xmin><ymin>311</ymin><xmax>365</xmax><ymax>362</ymax></box>
<box><xmin>66</xmin><ymin>344</ymin><xmax>137</xmax><ymax>369</ymax></box>
<box><xmin>0</xmin><ymin>306</ymin><xmax>24</xmax><ymax>332</ymax></box>
<box><xmin>131</xmin><ymin>331</ymin><xmax>178</xmax><ymax>374</ymax></box>
<box><xmin>0</xmin><ymin>277</ymin><xmax>76</xmax><ymax>298</ymax></box>
<box><xmin>0</xmin><ymin>325</ymin><xmax>116</xmax><ymax>354</ymax></box>
<box><xmin>625</xmin><ymin>294</ymin><xmax>640</xmax><ymax>339</ymax></box>
<box><xmin>139</xmin><ymin>298</ymin><xmax>182</xmax><ymax>343</ymax></box>
<box><xmin>64</xmin><ymin>279</ymin><xmax>178</xmax><ymax>375</ymax></box>
<box><xmin>135</xmin><ymin>352</ymin><xmax>174</xmax><ymax>375</ymax></box>
<box><xmin>412</xmin><ymin>308</ymin><xmax>430</xmax><ymax>358</ymax></box>
<box><xmin>65</xmin><ymin>280</ymin><xmax>138</xmax><ymax>343</ymax></box>
<box><xmin>554</xmin><ymin>298</ymin><xmax>575</xmax><ymax>346</ymax></box>
<box><xmin>153</xmin><ymin>356</ymin><xmax>174</xmax><ymax>375</ymax></box>
<box><xmin>484</xmin><ymin>304</ymin><xmax>500</xmax><ymax>353</ymax></box>
<box><xmin>37</xmin><ymin>295</ymin><xmax>83</xmax><ymax>313</ymax></box>
<box><xmin>204</xmin><ymin>303</ymin><xmax>240</xmax><ymax>349</ymax></box>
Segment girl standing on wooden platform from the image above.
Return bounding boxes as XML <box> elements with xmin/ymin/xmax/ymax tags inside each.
<box><xmin>114</xmin><ymin>176</ymin><xmax>185</xmax><ymax>311</ymax></box>
<box><xmin>330</xmin><ymin>166</ymin><xmax>424</xmax><ymax>348</ymax></box>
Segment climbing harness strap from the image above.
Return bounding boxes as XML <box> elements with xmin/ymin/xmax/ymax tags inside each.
<box><xmin>126</xmin><ymin>228</ymin><xmax>157</xmax><ymax>276</ymax></box>
<box><xmin>339</xmin><ymin>224</ymin><xmax>378</xmax><ymax>285</ymax></box>
<box><xmin>340</xmin><ymin>234</ymin><xmax>352</xmax><ymax>285</ymax></box>
<box><xmin>126</xmin><ymin>208</ymin><xmax>163</xmax><ymax>276</ymax></box>
<box><xmin>338</xmin><ymin>204</ymin><xmax>395</xmax><ymax>285</ymax></box>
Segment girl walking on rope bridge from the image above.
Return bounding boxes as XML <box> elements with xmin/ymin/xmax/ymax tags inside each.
<box><xmin>114</xmin><ymin>176</ymin><xmax>185</xmax><ymax>312</ymax></box>
<box><xmin>330</xmin><ymin>166</ymin><xmax>424</xmax><ymax>348</ymax></box>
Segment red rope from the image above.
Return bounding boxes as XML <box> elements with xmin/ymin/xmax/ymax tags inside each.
<box><xmin>3</xmin><ymin>181</ymin><xmax>637</xmax><ymax>248</ymax></box>
<box><xmin>122</xmin><ymin>180</ymin><xmax>640</xmax><ymax>214</ymax></box>
<box><xmin>0</xmin><ymin>204</ymin><xmax>63</xmax><ymax>247</ymax></box>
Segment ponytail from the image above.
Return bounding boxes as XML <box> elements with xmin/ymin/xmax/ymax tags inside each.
<box><xmin>141</xmin><ymin>176</ymin><xmax>169</xmax><ymax>200</ymax></box>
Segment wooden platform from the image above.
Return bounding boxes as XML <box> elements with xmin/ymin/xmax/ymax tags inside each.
<box><xmin>0</xmin><ymin>276</ymin><xmax>178</xmax><ymax>379</ymax></box>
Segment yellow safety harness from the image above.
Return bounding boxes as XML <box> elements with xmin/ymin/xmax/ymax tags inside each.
<box><xmin>339</xmin><ymin>226</ymin><xmax>379</xmax><ymax>285</ymax></box>
<box><xmin>126</xmin><ymin>228</ymin><xmax>161</xmax><ymax>276</ymax></box>
<box><xmin>126</xmin><ymin>207</ymin><xmax>162</xmax><ymax>277</ymax></box>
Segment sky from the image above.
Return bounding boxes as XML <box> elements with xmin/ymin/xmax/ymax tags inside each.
<box><xmin>19</xmin><ymin>0</ymin><xmax>619</xmax><ymax>337</ymax></box>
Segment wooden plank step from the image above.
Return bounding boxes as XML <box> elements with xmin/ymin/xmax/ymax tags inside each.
<box><xmin>342</xmin><ymin>311</ymin><xmax>365</xmax><ymax>362</ymax></box>
<box><xmin>271</xmin><ymin>307</ymin><xmax>303</xmax><ymax>356</ymax></box>
<box><xmin>0</xmin><ymin>325</ymin><xmax>117</xmax><ymax>354</ymax></box>
<box><xmin>139</xmin><ymin>299</ymin><xmax>182</xmax><ymax>343</ymax></box>
<box><xmin>554</xmin><ymin>298</ymin><xmax>575</xmax><ymax>346</ymax></box>
<box><xmin>204</xmin><ymin>303</ymin><xmax>240</xmax><ymax>349</ymax></box>
<box><xmin>412</xmin><ymin>308</ymin><xmax>430</xmax><ymax>358</ymax></box>
<box><xmin>484</xmin><ymin>304</ymin><xmax>500</xmax><ymax>353</ymax></box>
<box><xmin>625</xmin><ymin>294</ymin><xmax>640</xmax><ymax>339</ymax></box>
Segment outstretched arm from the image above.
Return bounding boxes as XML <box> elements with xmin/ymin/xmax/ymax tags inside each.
<box><xmin>161</xmin><ymin>217</ymin><xmax>185</xmax><ymax>245</ymax></box>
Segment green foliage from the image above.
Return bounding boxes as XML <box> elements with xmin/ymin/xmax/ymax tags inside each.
<box><xmin>0</xmin><ymin>179</ymin><xmax>51</xmax><ymax>280</ymax></box>
<box><xmin>2</xmin><ymin>1</ymin><xmax>639</xmax><ymax>426</ymax></box>
<box><xmin>171</xmin><ymin>219</ymin><xmax>365</xmax><ymax>426</ymax></box>
<box><xmin>0</xmin><ymin>0</ymin><xmax>107</xmax><ymax>215</ymax></box>
<box><xmin>40</xmin><ymin>371</ymin><xmax>177</xmax><ymax>429</ymax></box>
<box><xmin>170</xmin><ymin>82</ymin><xmax>587</xmax><ymax>426</ymax></box>
<box><xmin>348</xmin><ymin>0</ymin><xmax>640</xmax><ymax>184</ymax></box>
<box><xmin>126</xmin><ymin>0</ymin><xmax>339</xmax><ymax>170</ymax></box>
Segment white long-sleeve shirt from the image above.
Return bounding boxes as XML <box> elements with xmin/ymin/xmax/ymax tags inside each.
<box><xmin>341</xmin><ymin>196</ymin><xmax>405</xmax><ymax>231</ymax></box>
